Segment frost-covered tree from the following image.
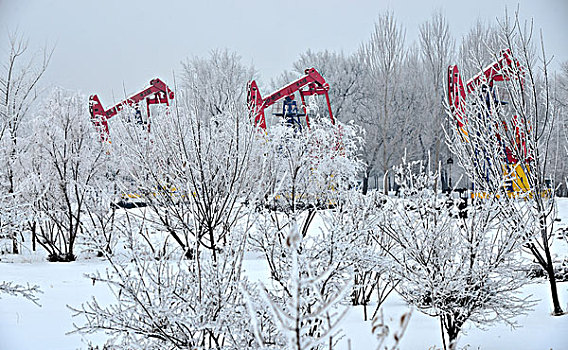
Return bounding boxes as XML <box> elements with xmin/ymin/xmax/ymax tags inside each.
<box><xmin>261</xmin><ymin>112</ymin><xmax>360</xmax><ymax>212</ymax></box>
<box><xmin>419</xmin><ymin>11</ymin><xmax>455</xmax><ymax>101</ymax></box>
<box><xmin>72</xmin><ymin>52</ymin><xmax>268</xmax><ymax>348</ymax></box>
<box><xmin>552</xmin><ymin>61</ymin><xmax>568</xmax><ymax>195</ymax></box>
<box><xmin>0</xmin><ymin>31</ymin><xmax>52</xmax><ymax>253</ymax></box>
<box><xmin>358</xmin><ymin>12</ymin><xmax>407</xmax><ymax>193</ymax></box>
<box><xmin>248</xmin><ymin>98</ymin><xmax>363</xmax><ymax>256</ymax></box>
<box><xmin>82</xmin><ymin>170</ymin><xmax>121</xmax><ymax>257</ymax></box>
<box><xmin>290</xmin><ymin>49</ymin><xmax>366</xmax><ymax>123</ymax></box>
<box><xmin>27</xmin><ymin>89</ymin><xmax>105</xmax><ymax>261</ymax></box>
<box><xmin>72</xmin><ymin>204</ymin><xmax>258</xmax><ymax>349</ymax></box>
<box><xmin>377</xmin><ymin>158</ymin><xmax>536</xmax><ymax>350</ymax></box>
<box><xmin>108</xmin><ymin>90</ymin><xmax>264</xmax><ymax>256</ymax></box>
<box><xmin>245</xmin><ymin>214</ymin><xmax>352</xmax><ymax>350</ymax></box>
<box><xmin>418</xmin><ymin>11</ymin><xmax>455</xmax><ymax>190</ymax></box>
<box><xmin>245</xmin><ymin>105</ymin><xmax>395</xmax><ymax>348</ymax></box>
<box><xmin>73</xmin><ymin>108</ymin><xmax>263</xmax><ymax>348</ymax></box>
<box><xmin>457</xmin><ymin>19</ymin><xmax>501</xmax><ymax>80</ymax></box>
<box><xmin>445</xmin><ymin>10</ymin><xmax>564</xmax><ymax>315</ymax></box>
<box><xmin>180</xmin><ymin>48</ymin><xmax>255</xmax><ymax>120</ymax></box>
<box><xmin>348</xmin><ymin>189</ymin><xmax>399</xmax><ymax>321</ymax></box>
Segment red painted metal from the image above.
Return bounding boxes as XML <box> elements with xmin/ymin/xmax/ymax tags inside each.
<box><xmin>447</xmin><ymin>49</ymin><xmax>521</xmax><ymax>128</ymax></box>
<box><xmin>89</xmin><ymin>78</ymin><xmax>174</xmax><ymax>141</ymax></box>
<box><xmin>447</xmin><ymin>49</ymin><xmax>527</xmax><ymax>164</ymax></box>
<box><xmin>247</xmin><ymin>68</ymin><xmax>335</xmax><ymax>129</ymax></box>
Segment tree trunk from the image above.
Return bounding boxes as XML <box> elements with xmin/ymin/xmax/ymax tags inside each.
<box><xmin>441</xmin><ymin>315</ymin><xmax>460</xmax><ymax>350</ymax></box>
<box><xmin>383</xmin><ymin>171</ymin><xmax>389</xmax><ymax>195</ymax></box>
<box><xmin>30</xmin><ymin>221</ymin><xmax>37</xmax><ymax>251</ymax></box>
<box><xmin>448</xmin><ymin>333</ymin><xmax>458</xmax><ymax>350</ymax></box>
<box><xmin>434</xmin><ymin>137</ymin><xmax>440</xmax><ymax>193</ymax></box>
<box><xmin>362</xmin><ymin>176</ymin><xmax>369</xmax><ymax>195</ymax></box>
<box><xmin>546</xmin><ymin>262</ymin><xmax>563</xmax><ymax>315</ymax></box>
<box><xmin>539</xmin><ymin>212</ymin><xmax>564</xmax><ymax>315</ymax></box>
<box><xmin>543</xmin><ymin>235</ymin><xmax>564</xmax><ymax>315</ymax></box>
<box><xmin>12</xmin><ymin>232</ymin><xmax>19</xmax><ymax>254</ymax></box>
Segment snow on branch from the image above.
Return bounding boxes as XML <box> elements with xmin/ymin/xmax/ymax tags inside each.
<box><xmin>0</xmin><ymin>281</ymin><xmax>42</xmax><ymax>306</ymax></box>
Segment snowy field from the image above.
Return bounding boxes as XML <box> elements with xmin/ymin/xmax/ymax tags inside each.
<box><xmin>1</xmin><ymin>200</ymin><xmax>568</xmax><ymax>349</ymax></box>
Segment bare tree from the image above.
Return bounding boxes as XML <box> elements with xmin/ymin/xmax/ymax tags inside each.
<box><xmin>457</xmin><ymin>19</ymin><xmax>501</xmax><ymax>79</ymax></box>
<box><xmin>552</xmin><ymin>61</ymin><xmax>568</xmax><ymax>195</ymax></box>
<box><xmin>0</xmin><ymin>31</ymin><xmax>52</xmax><ymax>253</ymax></box>
<box><xmin>180</xmin><ymin>48</ymin><xmax>255</xmax><ymax>121</ymax></box>
<box><xmin>290</xmin><ymin>49</ymin><xmax>366</xmax><ymax>123</ymax></box>
<box><xmin>418</xmin><ymin>10</ymin><xmax>455</xmax><ymax>190</ymax></box>
<box><xmin>27</xmin><ymin>89</ymin><xmax>105</xmax><ymax>261</ymax></box>
<box><xmin>358</xmin><ymin>11</ymin><xmax>406</xmax><ymax>194</ymax></box>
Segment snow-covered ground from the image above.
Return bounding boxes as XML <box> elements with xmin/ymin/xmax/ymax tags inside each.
<box><xmin>2</xmin><ymin>200</ymin><xmax>568</xmax><ymax>349</ymax></box>
<box><xmin>342</xmin><ymin>282</ymin><xmax>568</xmax><ymax>349</ymax></box>
<box><xmin>0</xmin><ymin>260</ymin><xmax>111</xmax><ymax>349</ymax></box>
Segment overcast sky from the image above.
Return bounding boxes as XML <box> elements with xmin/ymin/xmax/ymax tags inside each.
<box><xmin>1</xmin><ymin>0</ymin><xmax>566</xmax><ymax>104</ymax></box>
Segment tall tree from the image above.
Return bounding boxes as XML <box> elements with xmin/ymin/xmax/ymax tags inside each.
<box><xmin>180</xmin><ymin>49</ymin><xmax>255</xmax><ymax>121</ymax></box>
<box><xmin>551</xmin><ymin>61</ymin><xmax>568</xmax><ymax>195</ymax></box>
<box><xmin>418</xmin><ymin>10</ymin><xmax>455</xmax><ymax>190</ymax></box>
<box><xmin>458</xmin><ymin>19</ymin><xmax>501</xmax><ymax>79</ymax></box>
<box><xmin>0</xmin><ymin>31</ymin><xmax>52</xmax><ymax>253</ymax></box>
<box><xmin>358</xmin><ymin>11</ymin><xmax>406</xmax><ymax>194</ymax></box>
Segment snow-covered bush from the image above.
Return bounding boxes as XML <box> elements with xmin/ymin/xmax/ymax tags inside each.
<box><xmin>26</xmin><ymin>89</ymin><xmax>106</xmax><ymax>262</ymax></box>
<box><xmin>245</xmin><ymin>189</ymin><xmax>393</xmax><ymax>348</ymax></box>
<box><xmin>245</xmin><ymin>212</ymin><xmax>352</xmax><ymax>350</ymax></box>
<box><xmin>72</xmin><ymin>109</ymin><xmax>263</xmax><ymax>346</ymax></box>
<box><xmin>259</xmin><ymin>99</ymin><xmax>362</xmax><ymax>212</ymax></box>
<box><xmin>348</xmin><ymin>189</ymin><xmax>398</xmax><ymax>319</ymax></box>
<box><xmin>72</xmin><ymin>52</ymin><xmax>266</xmax><ymax>347</ymax></box>
<box><xmin>245</xmin><ymin>107</ymin><xmax>391</xmax><ymax>348</ymax></box>
<box><xmin>377</xmin><ymin>158</ymin><xmax>536</xmax><ymax>350</ymax></box>
<box><xmin>72</xmin><ymin>207</ymin><xmax>256</xmax><ymax>349</ymax></box>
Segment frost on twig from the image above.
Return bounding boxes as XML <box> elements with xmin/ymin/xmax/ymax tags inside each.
<box><xmin>378</xmin><ymin>156</ymin><xmax>535</xmax><ymax>350</ymax></box>
<box><xmin>0</xmin><ymin>281</ymin><xmax>42</xmax><ymax>306</ymax></box>
<box><xmin>244</xmin><ymin>215</ymin><xmax>352</xmax><ymax>350</ymax></box>
<box><xmin>444</xmin><ymin>8</ymin><xmax>564</xmax><ymax>316</ymax></box>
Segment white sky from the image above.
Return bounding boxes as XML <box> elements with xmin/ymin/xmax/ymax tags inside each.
<box><xmin>1</xmin><ymin>0</ymin><xmax>566</xmax><ymax>104</ymax></box>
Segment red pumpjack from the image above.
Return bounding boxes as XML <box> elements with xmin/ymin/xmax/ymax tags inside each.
<box><xmin>89</xmin><ymin>78</ymin><xmax>174</xmax><ymax>141</ymax></box>
<box><xmin>447</xmin><ymin>49</ymin><xmax>521</xmax><ymax>132</ymax></box>
<box><xmin>447</xmin><ymin>49</ymin><xmax>532</xmax><ymax>194</ymax></box>
<box><xmin>247</xmin><ymin>68</ymin><xmax>335</xmax><ymax>130</ymax></box>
